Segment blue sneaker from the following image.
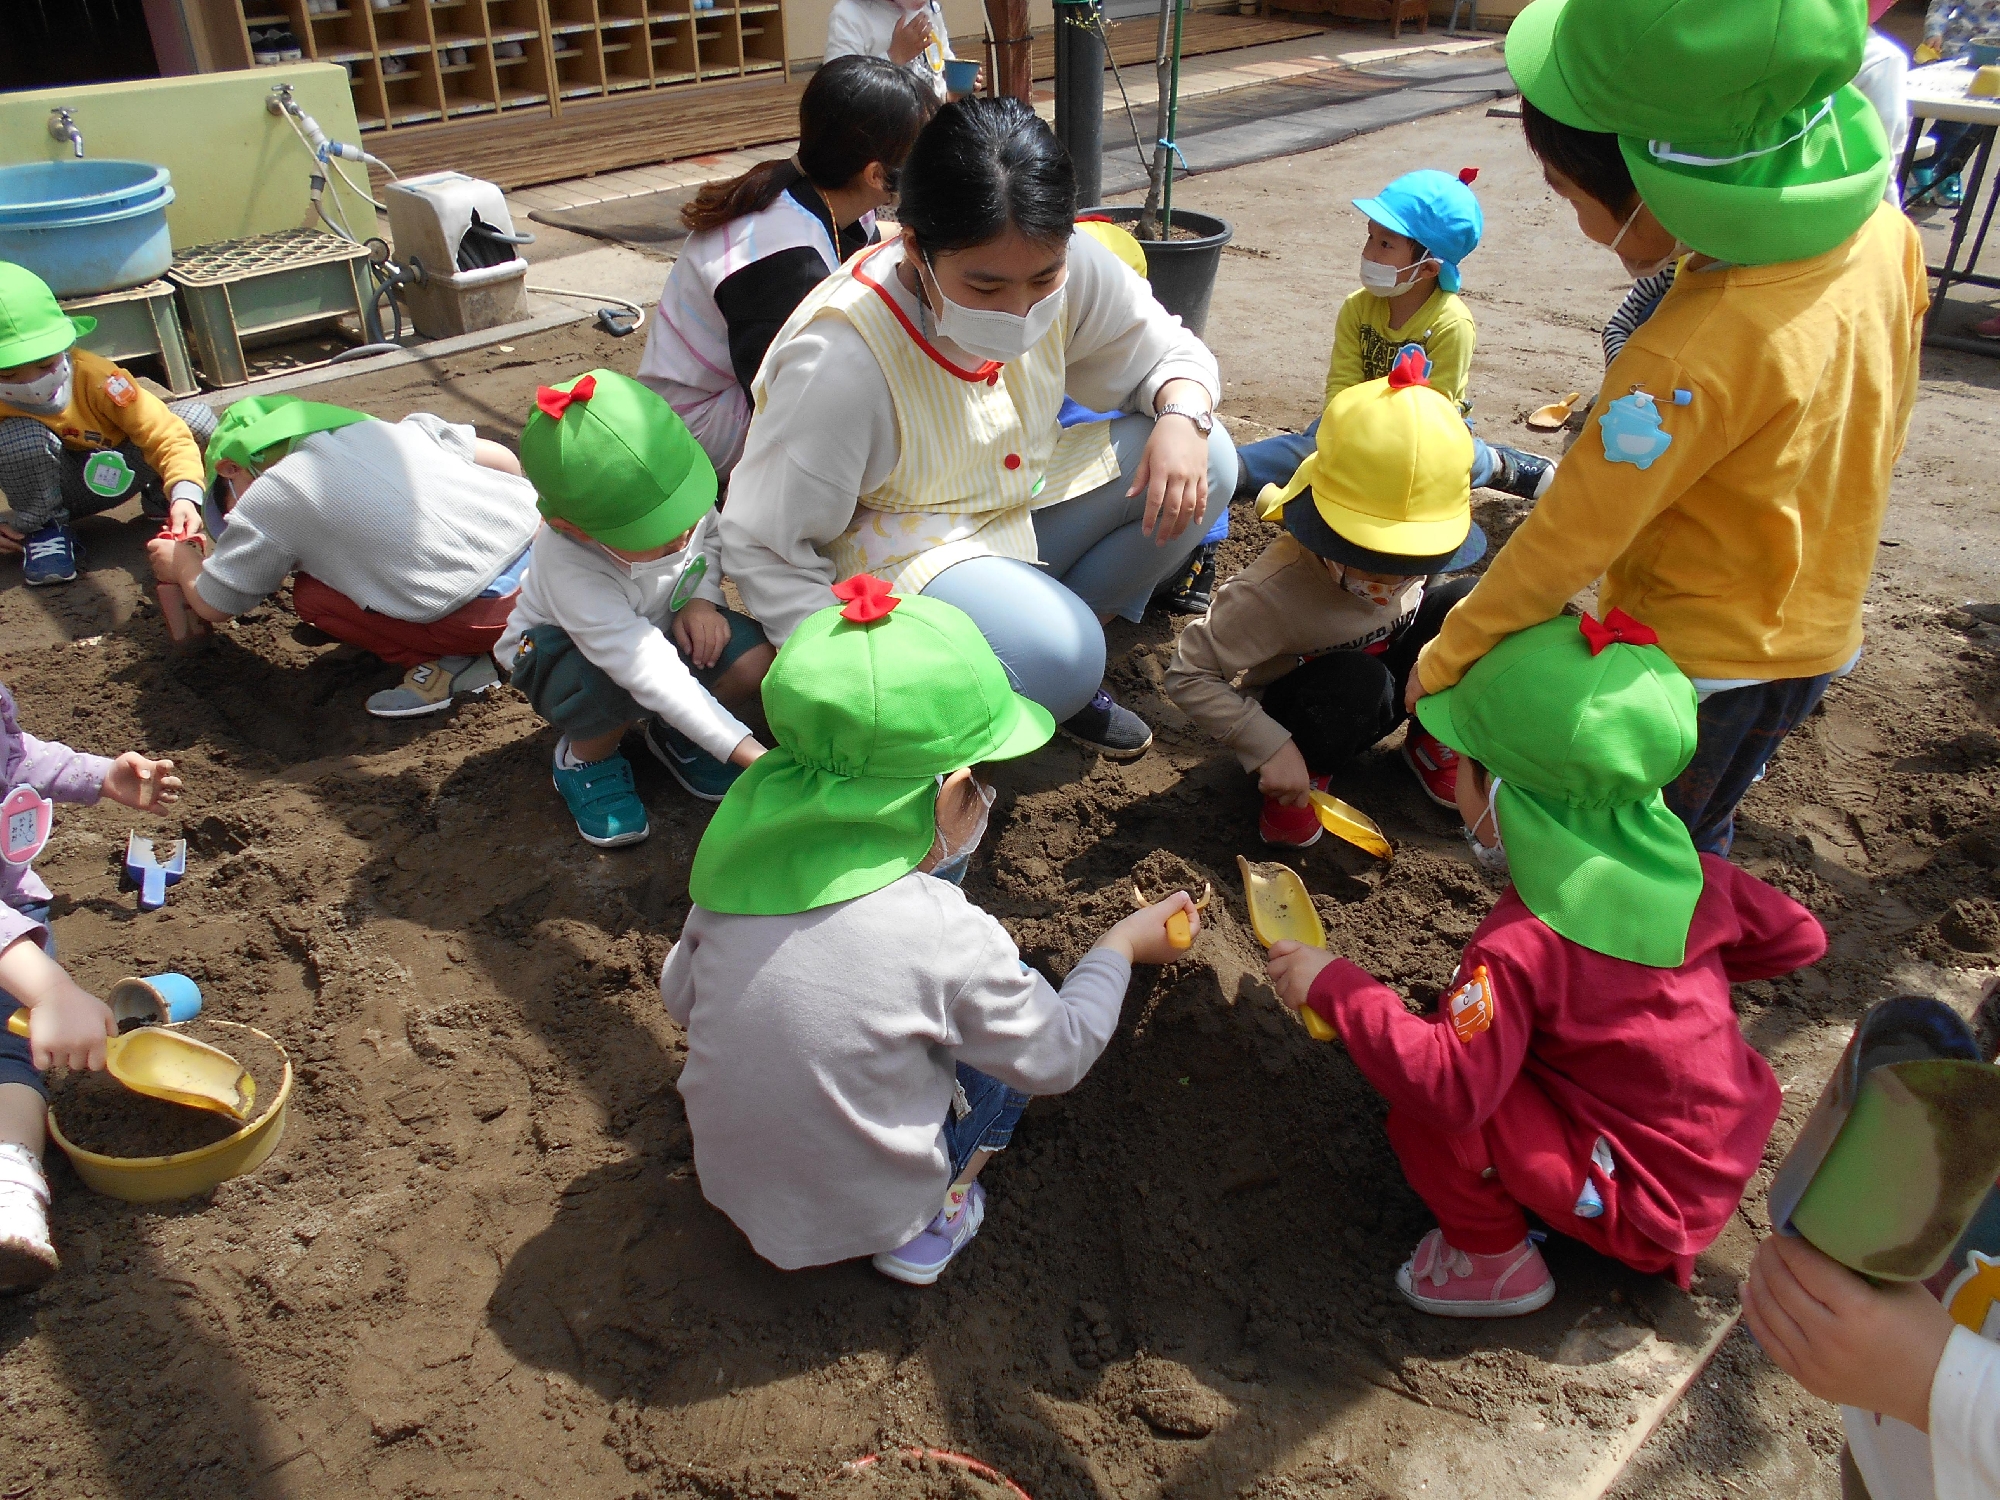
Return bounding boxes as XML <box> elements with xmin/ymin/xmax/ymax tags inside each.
<box><xmin>21</xmin><ymin>525</ymin><xmax>77</xmax><ymax>587</ymax></box>
<box><xmin>643</xmin><ymin>718</ymin><xmax>742</xmax><ymax>802</ymax></box>
<box><xmin>551</xmin><ymin>740</ymin><xmax>650</xmax><ymax>847</ymax></box>
<box><xmin>872</xmin><ymin>1182</ymin><xmax>986</xmax><ymax>1286</ymax></box>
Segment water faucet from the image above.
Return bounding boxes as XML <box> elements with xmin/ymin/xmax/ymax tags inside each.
<box><xmin>48</xmin><ymin>109</ymin><xmax>83</xmax><ymax>159</ymax></box>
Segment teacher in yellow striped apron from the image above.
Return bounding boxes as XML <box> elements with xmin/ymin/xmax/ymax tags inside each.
<box><xmin>719</xmin><ymin>98</ymin><xmax>1236</xmax><ymax>759</ymax></box>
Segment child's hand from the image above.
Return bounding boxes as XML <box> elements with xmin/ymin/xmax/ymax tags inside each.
<box><xmin>672</xmin><ymin>598</ymin><xmax>730</xmax><ymax>670</ymax></box>
<box><xmin>1742</xmin><ymin>1233</ymin><xmax>1955</xmax><ymax>1432</ymax></box>
<box><xmin>1266</xmin><ymin>939</ymin><xmax>1337</xmax><ymax>1012</ymax></box>
<box><xmin>24</xmin><ymin>975</ymin><xmax>116</xmax><ymax>1072</ymax></box>
<box><xmin>163</xmin><ymin>498</ymin><xmax>204</xmax><ymax>542</ymax></box>
<box><xmin>1257</xmin><ymin>740</ymin><xmax>1314</xmax><ymax>806</ymax></box>
<box><xmin>102</xmin><ymin>752</ymin><xmax>181</xmax><ymax>811</ymax></box>
<box><xmin>1099</xmin><ymin>891</ymin><xmax>1202</xmax><ymax>967</ymax></box>
<box><xmin>888</xmin><ymin>6</ymin><xmax>934</xmax><ymax>64</ymax></box>
<box><xmin>145</xmin><ymin>534</ymin><xmax>204</xmax><ymax>586</ymax></box>
<box><xmin>0</xmin><ymin>522</ymin><xmax>22</xmax><ymax>558</ymax></box>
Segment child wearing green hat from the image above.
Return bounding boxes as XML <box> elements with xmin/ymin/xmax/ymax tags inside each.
<box><xmin>1268</xmin><ymin>614</ymin><xmax>1825</xmax><ymax>1315</ymax></box>
<box><xmin>662</xmin><ymin>577</ymin><xmax>1198</xmax><ymax>1282</ymax></box>
<box><xmin>0</xmin><ymin>263</ymin><xmax>215</xmax><ymax>588</ymax></box>
<box><xmin>498</xmin><ymin>370</ymin><xmax>774</xmax><ymax>847</ymax></box>
<box><xmin>1410</xmin><ymin>0</ymin><xmax>1929</xmax><ymax>860</ymax></box>
<box><xmin>1167</xmin><ymin>348</ymin><xmax>1486</xmax><ymax>844</ymax></box>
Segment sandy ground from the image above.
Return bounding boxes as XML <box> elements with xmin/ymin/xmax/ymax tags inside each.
<box><xmin>0</xmin><ymin>105</ymin><xmax>1997</xmax><ymax>1500</ymax></box>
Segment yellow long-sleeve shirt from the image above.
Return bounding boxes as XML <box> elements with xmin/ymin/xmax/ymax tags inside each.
<box><xmin>1326</xmin><ymin>284</ymin><xmax>1475</xmax><ymax>409</ymax></box>
<box><xmin>1417</xmin><ymin>202</ymin><xmax>1927</xmax><ymax>693</ymax></box>
<box><xmin>0</xmin><ymin>349</ymin><xmax>203</xmax><ymax>493</ymax></box>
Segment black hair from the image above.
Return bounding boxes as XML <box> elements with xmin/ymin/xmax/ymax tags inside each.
<box><xmin>896</xmin><ymin>96</ymin><xmax>1076</xmax><ymax>256</ymax></box>
<box><xmin>682</xmin><ymin>56</ymin><xmax>935</xmax><ymax>232</ymax></box>
<box><xmin>1520</xmin><ymin>98</ymin><xmax>1637</xmax><ymax>219</ymax></box>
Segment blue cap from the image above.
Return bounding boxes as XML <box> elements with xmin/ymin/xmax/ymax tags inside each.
<box><xmin>1352</xmin><ymin>169</ymin><xmax>1484</xmax><ymax>293</ymax></box>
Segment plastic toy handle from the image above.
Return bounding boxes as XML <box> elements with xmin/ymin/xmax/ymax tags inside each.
<box><xmin>6</xmin><ymin>1011</ymin><xmax>26</xmax><ymax>1038</ymax></box>
<box><xmin>1166</xmin><ymin>910</ymin><xmax>1192</xmax><ymax>950</ymax></box>
<box><xmin>1299</xmin><ymin>1006</ymin><xmax>1337</xmax><ymax>1042</ymax></box>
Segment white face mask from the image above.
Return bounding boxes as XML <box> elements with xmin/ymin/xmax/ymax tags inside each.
<box><xmin>1334</xmin><ymin>564</ymin><xmax>1412</xmax><ymax>609</ymax></box>
<box><xmin>1357</xmin><ymin>256</ymin><xmax>1427</xmax><ymax>298</ymax></box>
<box><xmin>928</xmin><ymin>774</ymin><xmax>995</xmax><ymax>885</ymax></box>
<box><xmin>1463</xmin><ymin>774</ymin><xmax>1508</xmax><ymax>876</ymax></box>
<box><xmin>918</xmin><ymin>251</ymin><xmax>1066</xmax><ymax>364</ymax></box>
<box><xmin>0</xmin><ymin>354</ymin><xmax>72</xmax><ymax>415</ymax></box>
<box><xmin>1608</xmin><ymin>203</ymin><xmax>1683</xmax><ymax>280</ymax></box>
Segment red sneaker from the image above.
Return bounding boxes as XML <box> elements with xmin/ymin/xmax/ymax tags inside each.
<box><xmin>1402</xmin><ymin>727</ymin><xmax>1460</xmax><ymax>809</ymax></box>
<box><xmin>1259</xmin><ymin>774</ymin><xmax>1329</xmax><ymax>847</ymax></box>
<box><xmin>1395</xmin><ymin>1229</ymin><xmax>1555</xmax><ymax>1318</ymax></box>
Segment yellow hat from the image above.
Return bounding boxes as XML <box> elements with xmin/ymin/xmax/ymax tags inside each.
<box><xmin>1256</xmin><ymin>345</ymin><xmax>1481</xmax><ymax>573</ymax></box>
<box><xmin>1075</xmin><ymin>217</ymin><xmax>1148</xmax><ymax>278</ymax></box>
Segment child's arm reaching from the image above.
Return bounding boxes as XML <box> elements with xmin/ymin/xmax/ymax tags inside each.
<box><xmin>0</xmin><ymin>933</ymin><xmax>115</xmax><ymax>1072</ymax></box>
<box><xmin>15</xmin><ymin>733</ymin><xmax>179</xmax><ymax>811</ymax></box>
<box><xmin>1709</xmin><ymin>859</ymin><xmax>1827</xmax><ymax>983</ymax></box>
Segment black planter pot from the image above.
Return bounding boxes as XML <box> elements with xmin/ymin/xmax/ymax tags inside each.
<box><xmin>1080</xmin><ymin>205</ymin><xmax>1233</xmax><ymax>338</ymax></box>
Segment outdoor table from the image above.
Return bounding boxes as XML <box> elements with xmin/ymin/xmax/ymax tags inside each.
<box><xmin>1903</xmin><ymin>60</ymin><xmax>2000</xmax><ymax>354</ymax></box>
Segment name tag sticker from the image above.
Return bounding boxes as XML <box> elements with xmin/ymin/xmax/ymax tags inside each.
<box><xmin>0</xmin><ymin>786</ymin><xmax>53</xmax><ymax>866</ymax></box>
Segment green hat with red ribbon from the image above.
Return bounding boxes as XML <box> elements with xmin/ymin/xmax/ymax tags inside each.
<box><xmin>520</xmin><ymin>368</ymin><xmax>717</xmax><ymax>551</ymax></box>
<box><xmin>1415</xmin><ymin>609</ymin><xmax>1704</xmax><ymax>967</ymax></box>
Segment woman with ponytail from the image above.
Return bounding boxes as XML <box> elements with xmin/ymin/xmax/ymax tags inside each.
<box><xmin>635</xmin><ymin>56</ymin><xmax>934</xmax><ymax>478</ymax></box>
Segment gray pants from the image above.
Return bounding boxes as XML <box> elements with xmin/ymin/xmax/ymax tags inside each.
<box><xmin>920</xmin><ymin>414</ymin><xmax>1235</xmax><ymax>720</ymax></box>
<box><xmin>0</xmin><ymin>398</ymin><xmax>217</xmax><ymax>531</ymax></box>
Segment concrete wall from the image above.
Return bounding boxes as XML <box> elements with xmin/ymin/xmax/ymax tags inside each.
<box><xmin>0</xmin><ymin>63</ymin><xmax>375</xmax><ymax>248</ymax></box>
<box><xmin>788</xmin><ymin>0</ymin><xmax>1056</xmax><ymax>69</ymax></box>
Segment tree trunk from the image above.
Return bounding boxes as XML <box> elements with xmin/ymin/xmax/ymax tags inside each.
<box><xmin>1139</xmin><ymin>0</ymin><xmax>1171</xmax><ymax>238</ymax></box>
<box><xmin>983</xmin><ymin>0</ymin><xmax>1033</xmax><ymax>101</ymax></box>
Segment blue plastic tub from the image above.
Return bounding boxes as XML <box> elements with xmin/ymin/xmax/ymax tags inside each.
<box><xmin>0</xmin><ymin>162</ymin><xmax>175</xmax><ymax>299</ymax></box>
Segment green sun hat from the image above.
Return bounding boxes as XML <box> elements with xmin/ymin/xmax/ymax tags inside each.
<box><xmin>1506</xmin><ymin>0</ymin><xmax>1887</xmax><ymax>266</ymax></box>
<box><xmin>0</xmin><ymin>263</ymin><xmax>94</xmax><ymax>371</ymax></box>
<box><xmin>520</xmin><ymin>369</ymin><xmax>716</xmax><ymax>552</ymax></box>
<box><xmin>205</xmin><ymin>394</ymin><xmax>371</xmax><ymax>486</ymax></box>
<box><xmin>1415</xmin><ymin>611</ymin><xmax>1703</xmax><ymax>968</ymax></box>
<box><xmin>689</xmin><ymin>577</ymin><xmax>1055</xmax><ymax>917</ymax></box>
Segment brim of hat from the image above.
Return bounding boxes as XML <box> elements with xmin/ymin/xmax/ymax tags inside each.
<box><xmin>573</xmin><ymin>461</ymin><xmax>719</xmax><ymax>551</ymax></box>
<box><xmin>975</xmin><ymin>689</ymin><xmax>1058</xmax><ymax>764</ymax></box>
<box><xmin>1284</xmin><ymin>491</ymin><xmax>1485</xmax><ymax>574</ymax></box>
<box><xmin>1622</xmin><ymin>87</ymin><xmax>1890</xmax><ymax>266</ymax></box>
<box><xmin>0</xmin><ymin>317</ymin><xmax>86</xmax><ymax>370</ymax></box>
<box><xmin>1503</xmin><ymin>0</ymin><xmax>1598</xmax><ymax>130</ymax></box>
<box><xmin>1490</xmin><ymin>782</ymin><xmax>1703</xmax><ymax>969</ymax></box>
<box><xmin>1353</xmin><ymin>196</ymin><xmax>1463</xmax><ymax>292</ymax></box>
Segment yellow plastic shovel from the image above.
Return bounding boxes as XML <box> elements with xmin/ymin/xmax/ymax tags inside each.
<box><xmin>1307</xmin><ymin>789</ymin><xmax>1393</xmax><ymax>861</ymax></box>
<box><xmin>1526</xmin><ymin>391</ymin><xmax>1583</xmax><ymax>431</ymax></box>
<box><xmin>8</xmin><ymin>1010</ymin><xmax>255</xmax><ymax>1121</ymax></box>
<box><xmin>1236</xmin><ymin>856</ymin><xmax>1338</xmax><ymax>1041</ymax></box>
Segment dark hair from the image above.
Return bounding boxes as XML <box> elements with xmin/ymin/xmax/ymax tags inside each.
<box><xmin>1520</xmin><ymin>98</ymin><xmax>1637</xmax><ymax>218</ymax></box>
<box><xmin>896</xmin><ymin>97</ymin><xmax>1076</xmax><ymax>256</ymax></box>
<box><xmin>682</xmin><ymin>56</ymin><xmax>935</xmax><ymax>232</ymax></box>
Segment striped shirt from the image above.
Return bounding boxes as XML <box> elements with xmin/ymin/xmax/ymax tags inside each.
<box><xmin>1602</xmin><ymin>263</ymin><xmax>1678</xmax><ymax>366</ymax></box>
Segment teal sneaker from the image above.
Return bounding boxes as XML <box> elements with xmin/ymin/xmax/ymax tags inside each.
<box><xmin>551</xmin><ymin>740</ymin><xmax>650</xmax><ymax>847</ymax></box>
<box><xmin>643</xmin><ymin>718</ymin><xmax>742</xmax><ymax>802</ymax></box>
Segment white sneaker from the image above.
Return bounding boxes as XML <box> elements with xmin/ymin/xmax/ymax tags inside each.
<box><xmin>0</xmin><ymin>1143</ymin><xmax>57</xmax><ymax>1293</ymax></box>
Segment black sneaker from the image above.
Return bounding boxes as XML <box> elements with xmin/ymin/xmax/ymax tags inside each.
<box><xmin>1162</xmin><ymin>542</ymin><xmax>1218</xmax><ymax>616</ymax></box>
<box><xmin>1059</xmin><ymin>687</ymin><xmax>1153</xmax><ymax>760</ymax></box>
<box><xmin>1484</xmin><ymin>444</ymin><xmax>1555</xmax><ymax>502</ymax></box>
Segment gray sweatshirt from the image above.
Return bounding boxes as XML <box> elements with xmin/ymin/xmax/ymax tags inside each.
<box><xmin>659</xmin><ymin>872</ymin><xmax>1132</xmax><ymax>1269</ymax></box>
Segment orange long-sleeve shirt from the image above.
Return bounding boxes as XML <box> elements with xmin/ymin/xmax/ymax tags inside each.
<box><xmin>0</xmin><ymin>349</ymin><xmax>203</xmax><ymax>494</ymax></box>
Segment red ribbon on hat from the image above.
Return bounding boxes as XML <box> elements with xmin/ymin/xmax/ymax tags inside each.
<box><xmin>536</xmin><ymin>373</ymin><xmax>597</xmax><ymax>420</ymax></box>
<box><xmin>1578</xmin><ymin>607</ymin><xmax>1659</xmax><ymax>656</ymax></box>
<box><xmin>1458</xmin><ymin>167</ymin><xmax>1478</xmax><ymax>185</ymax></box>
<box><xmin>1386</xmin><ymin>344</ymin><xmax>1432</xmax><ymax>390</ymax></box>
<box><xmin>832</xmin><ymin>573</ymin><xmax>899</xmax><ymax>623</ymax></box>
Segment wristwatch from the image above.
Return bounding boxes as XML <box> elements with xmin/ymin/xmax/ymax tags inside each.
<box><xmin>1156</xmin><ymin>401</ymin><xmax>1214</xmax><ymax>437</ymax></box>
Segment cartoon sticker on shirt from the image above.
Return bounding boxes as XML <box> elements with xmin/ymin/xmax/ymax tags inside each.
<box><xmin>1446</xmin><ymin>963</ymin><xmax>1494</xmax><ymax>1043</ymax></box>
<box><xmin>81</xmin><ymin>450</ymin><xmax>135</xmax><ymax>499</ymax></box>
<box><xmin>0</xmin><ymin>786</ymin><xmax>53</xmax><ymax>867</ymax></box>
<box><xmin>1598</xmin><ymin>391</ymin><xmax>1673</xmax><ymax>469</ymax></box>
<box><xmin>1945</xmin><ymin>1249</ymin><xmax>2000</xmax><ymax>1339</ymax></box>
<box><xmin>102</xmin><ymin>374</ymin><xmax>138</xmax><ymax>409</ymax></box>
<box><xmin>667</xmin><ymin>552</ymin><xmax>708</xmax><ymax>613</ymax></box>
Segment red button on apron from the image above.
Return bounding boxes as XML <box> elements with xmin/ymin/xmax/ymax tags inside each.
<box><xmin>1003</xmin><ymin>453</ymin><xmax>1021</xmax><ymax>470</ymax></box>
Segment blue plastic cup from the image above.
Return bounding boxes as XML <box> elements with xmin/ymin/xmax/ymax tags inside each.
<box><xmin>108</xmin><ymin>972</ymin><xmax>204</xmax><ymax>1030</ymax></box>
<box><xmin>944</xmin><ymin>59</ymin><xmax>980</xmax><ymax>97</ymax></box>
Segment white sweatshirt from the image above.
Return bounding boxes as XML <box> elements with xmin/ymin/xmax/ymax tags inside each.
<box><xmin>1846</xmin><ymin>1327</ymin><xmax>2000</xmax><ymax>1500</ymax></box>
<box><xmin>718</xmin><ymin>231</ymin><xmax>1221</xmax><ymax>643</ymax></box>
<box><xmin>824</xmin><ymin>0</ymin><xmax>955</xmax><ymax>97</ymax></box>
<box><xmin>495</xmin><ymin>515</ymin><xmax>751</xmax><ymax>763</ymax></box>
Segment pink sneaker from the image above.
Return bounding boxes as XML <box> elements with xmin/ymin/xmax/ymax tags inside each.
<box><xmin>1395</xmin><ymin>1229</ymin><xmax>1554</xmax><ymax>1317</ymax></box>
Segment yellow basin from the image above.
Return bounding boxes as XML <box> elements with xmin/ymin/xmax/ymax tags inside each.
<box><xmin>47</xmin><ymin>1021</ymin><xmax>293</xmax><ymax>1203</ymax></box>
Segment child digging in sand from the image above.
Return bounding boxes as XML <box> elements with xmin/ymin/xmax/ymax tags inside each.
<box><xmin>499</xmin><ymin>370</ymin><xmax>773</xmax><ymax>847</ymax></box>
<box><xmin>1165</xmin><ymin>347</ymin><xmax>1486</xmax><ymax>846</ymax></box>
<box><xmin>1265</xmin><ymin>615</ymin><xmax>1824</xmax><ymax>1315</ymax></box>
<box><xmin>0</xmin><ymin>684</ymin><xmax>182</xmax><ymax>1289</ymax></box>
<box><xmin>661</xmin><ymin>576</ymin><xmax>1198</xmax><ymax>1284</ymax></box>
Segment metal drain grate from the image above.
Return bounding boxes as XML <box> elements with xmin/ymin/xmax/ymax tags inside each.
<box><xmin>170</xmin><ymin>228</ymin><xmax>367</xmax><ymax>287</ymax></box>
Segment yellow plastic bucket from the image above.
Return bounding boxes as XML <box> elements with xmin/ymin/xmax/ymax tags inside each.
<box><xmin>46</xmin><ymin>1020</ymin><xmax>293</xmax><ymax>1203</ymax></box>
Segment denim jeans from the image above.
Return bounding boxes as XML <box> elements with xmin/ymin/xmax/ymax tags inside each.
<box><xmin>942</xmin><ymin>1062</ymin><xmax>1028</xmax><ymax>1179</ymax></box>
<box><xmin>1664</xmin><ymin>674</ymin><xmax>1834</xmax><ymax>856</ymax></box>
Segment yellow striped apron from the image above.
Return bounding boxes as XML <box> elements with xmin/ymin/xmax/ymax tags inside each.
<box><xmin>753</xmin><ymin>240</ymin><xmax>1119</xmax><ymax>597</ymax></box>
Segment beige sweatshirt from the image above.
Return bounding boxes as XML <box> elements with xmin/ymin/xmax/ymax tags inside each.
<box><xmin>1164</xmin><ymin>533</ymin><xmax>1423</xmax><ymax>771</ymax></box>
<box><xmin>658</xmin><ymin>873</ymin><xmax>1132</xmax><ymax>1270</ymax></box>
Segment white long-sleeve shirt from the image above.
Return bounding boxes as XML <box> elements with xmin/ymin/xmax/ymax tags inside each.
<box><xmin>1846</xmin><ymin>1327</ymin><xmax>2000</xmax><ymax>1500</ymax></box>
<box><xmin>495</xmin><ymin>516</ymin><xmax>750</xmax><ymax>763</ymax></box>
<box><xmin>824</xmin><ymin>0</ymin><xmax>955</xmax><ymax>97</ymax></box>
<box><xmin>718</xmin><ymin>230</ymin><xmax>1221</xmax><ymax>643</ymax></box>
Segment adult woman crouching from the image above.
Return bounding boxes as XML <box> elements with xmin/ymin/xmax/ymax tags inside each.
<box><xmin>635</xmin><ymin>56</ymin><xmax>935</xmax><ymax>480</ymax></box>
<box><xmin>719</xmin><ymin>98</ymin><xmax>1236</xmax><ymax>757</ymax></box>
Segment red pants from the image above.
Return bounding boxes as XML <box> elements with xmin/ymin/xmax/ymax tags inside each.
<box><xmin>1384</xmin><ymin>1079</ymin><xmax>1690</xmax><ymax>1285</ymax></box>
<box><xmin>292</xmin><ymin>573</ymin><xmax>516</xmax><ymax>668</ymax></box>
